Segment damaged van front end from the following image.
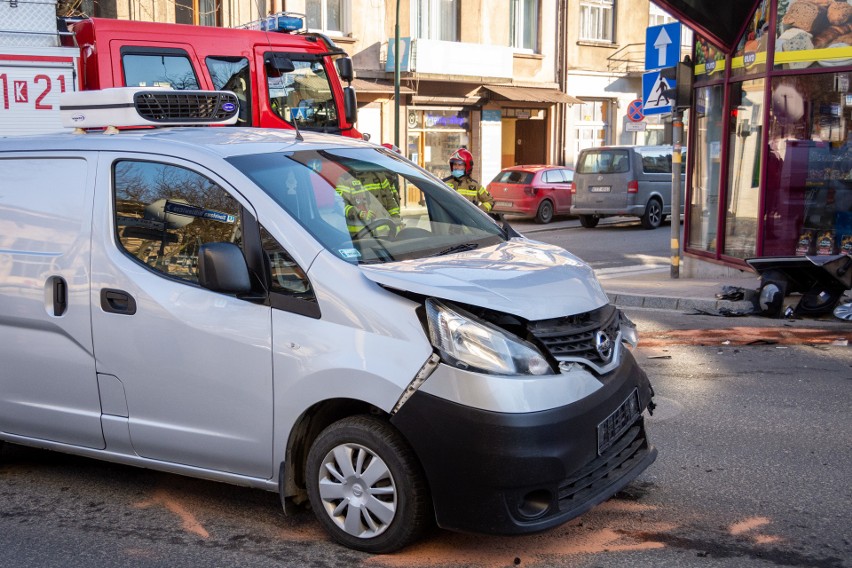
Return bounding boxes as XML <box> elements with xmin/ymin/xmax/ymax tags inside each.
<box><xmin>361</xmin><ymin>240</ymin><xmax>657</xmax><ymax>534</ymax></box>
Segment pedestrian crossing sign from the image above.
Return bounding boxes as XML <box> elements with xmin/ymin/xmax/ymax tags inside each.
<box><xmin>642</xmin><ymin>70</ymin><xmax>674</xmax><ymax>116</ymax></box>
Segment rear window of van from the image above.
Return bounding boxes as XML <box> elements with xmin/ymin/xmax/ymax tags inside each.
<box><xmin>576</xmin><ymin>150</ymin><xmax>630</xmax><ymax>174</ymax></box>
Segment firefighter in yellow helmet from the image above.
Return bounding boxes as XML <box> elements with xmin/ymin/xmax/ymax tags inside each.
<box><xmin>443</xmin><ymin>148</ymin><xmax>494</xmax><ymax>213</ymax></box>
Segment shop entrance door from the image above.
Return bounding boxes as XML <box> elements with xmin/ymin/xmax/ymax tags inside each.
<box><xmin>515</xmin><ymin>119</ymin><xmax>546</xmax><ymax>165</ymax></box>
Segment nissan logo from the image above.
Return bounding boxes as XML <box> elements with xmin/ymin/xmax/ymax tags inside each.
<box><xmin>595</xmin><ymin>330</ymin><xmax>614</xmax><ymax>363</ymax></box>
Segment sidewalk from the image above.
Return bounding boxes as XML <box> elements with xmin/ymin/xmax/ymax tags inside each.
<box><xmin>596</xmin><ymin>267</ymin><xmax>761</xmax><ymax>314</ymax></box>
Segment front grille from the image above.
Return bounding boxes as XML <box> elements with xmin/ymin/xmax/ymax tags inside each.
<box><xmin>527</xmin><ymin>304</ymin><xmax>620</xmax><ymax>368</ymax></box>
<box><xmin>134</xmin><ymin>91</ymin><xmax>239</xmax><ymax>122</ymax></box>
<box><xmin>557</xmin><ymin>420</ymin><xmax>649</xmax><ymax>511</ymax></box>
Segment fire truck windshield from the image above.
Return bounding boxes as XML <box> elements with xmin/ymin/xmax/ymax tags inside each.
<box><xmin>265</xmin><ymin>54</ymin><xmax>338</xmax><ymax>131</ymax></box>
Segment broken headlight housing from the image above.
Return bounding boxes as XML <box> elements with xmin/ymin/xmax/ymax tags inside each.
<box><xmin>425</xmin><ymin>298</ymin><xmax>553</xmax><ymax>376</ymax></box>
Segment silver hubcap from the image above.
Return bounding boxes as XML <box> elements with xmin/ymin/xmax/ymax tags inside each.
<box><xmin>317</xmin><ymin>443</ymin><xmax>397</xmax><ymax>539</ymax></box>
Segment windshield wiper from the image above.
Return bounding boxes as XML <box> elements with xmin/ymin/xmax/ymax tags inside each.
<box><xmin>436</xmin><ymin>243</ymin><xmax>479</xmax><ymax>256</ymax></box>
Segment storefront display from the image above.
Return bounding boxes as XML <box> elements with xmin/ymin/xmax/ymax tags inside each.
<box><xmin>685</xmin><ymin>0</ymin><xmax>852</xmax><ymax>267</ymax></box>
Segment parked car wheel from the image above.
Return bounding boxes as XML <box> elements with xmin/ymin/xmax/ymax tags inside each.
<box><xmin>579</xmin><ymin>214</ymin><xmax>599</xmax><ymax>228</ymax></box>
<box><xmin>640</xmin><ymin>198</ymin><xmax>663</xmax><ymax>229</ymax></box>
<box><xmin>305</xmin><ymin>415</ymin><xmax>431</xmax><ymax>553</ymax></box>
<box><xmin>535</xmin><ymin>200</ymin><xmax>554</xmax><ymax>224</ymax></box>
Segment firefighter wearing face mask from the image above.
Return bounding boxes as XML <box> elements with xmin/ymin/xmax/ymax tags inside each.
<box><xmin>443</xmin><ymin>148</ymin><xmax>494</xmax><ymax>213</ymax></box>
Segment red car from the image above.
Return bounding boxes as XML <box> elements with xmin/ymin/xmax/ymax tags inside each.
<box><xmin>487</xmin><ymin>165</ymin><xmax>575</xmax><ymax>223</ymax></box>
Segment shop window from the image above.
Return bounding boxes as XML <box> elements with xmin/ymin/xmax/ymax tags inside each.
<box><xmin>206</xmin><ymin>57</ymin><xmax>251</xmax><ymax>126</ymax></box>
<box><xmin>306</xmin><ymin>0</ymin><xmax>348</xmax><ymax>35</ymax></box>
<box><xmin>113</xmin><ymin>160</ymin><xmax>242</xmax><ymax>284</ymax></box>
<box><xmin>775</xmin><ymin>0</ymin><xmax>852</xmax><ymax>70</ymax></box>
<box><xmin>579</xmin><ymin>0</ymin><xmax>614</xmax><ymax>43</ymax></box>
<box><xmin>413</xmin><ymin>0</ymin><xmax>459</xmax><ymax>42</ymax></box>
<box><xmin>724</xmin><ymin>79</ymin><xmax>764</xmax><ymax>259</ymax></box>
<box><xmin>175</xmin><ymin>0</ymin><xmax>221</xmax><ymax>26</ymax></box>
<box><xmin>510</xmin><ymin>0</ymin><xmax>539</xmax><ymax>52</ymax></box>
<box><xmin>730</xmin><ymin>0</ymin><xmax>768</xmax><ymax>78</ymax></box>
<box><xmin>764</xmin><ymin>73</ymin><xmax>852</xmax><ymax>257</ymax></box>
<box><xmin>688</xmin><ymin>85</ymin><xmax>724</xmax><ymax>253</ymax></box>
<box><xmin>693</xmin><ymin>35</ymin><xmax>727</xmax><ymax>82</ymax></box>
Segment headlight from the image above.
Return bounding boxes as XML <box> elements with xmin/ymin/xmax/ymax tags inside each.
<box><xmin>619</xmin><ymin>310</ymin><xmax>639</xmax><ymax>349</ymax></box>
<box><xmin>425</xmin><ymin>298</ymin><xmax>553</xmax><ymax>376</ymax></box>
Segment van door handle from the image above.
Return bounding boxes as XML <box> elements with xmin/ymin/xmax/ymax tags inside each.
<box><xmin>100</xmin><ymin>289</ymin><xmax>137</xmax><ymax>315</ymax></box>
<box><xmin>53</xmin><ymin>277</ymin><xmax>67</xmax><ymax>316</ymax></box>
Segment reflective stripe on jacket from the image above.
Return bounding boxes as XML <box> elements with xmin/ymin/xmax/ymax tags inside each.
<box><xmin>444</xmin><ymin>175</ymin><xmax>494</xmax><ymax>212</ymax></box>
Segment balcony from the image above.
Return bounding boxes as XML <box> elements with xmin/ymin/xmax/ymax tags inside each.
<box><xmin>386</xmin><ymin>37</ymin><xmax>514</xmax><ymax>80</ymax></box>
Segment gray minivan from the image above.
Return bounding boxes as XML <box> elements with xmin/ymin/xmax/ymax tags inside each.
<box><xmin>570</xmin><ymin>145</ymin><xmax>685</xmax><ymax>229</ymax></box>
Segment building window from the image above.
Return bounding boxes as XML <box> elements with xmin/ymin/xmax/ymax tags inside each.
<box><xmin>648</xmin><ymin>4</ymin><xmax>692</xmax><ymax>48</ymax></box>
<box><xmin>572</xmin><ymin>100</ymin><xmax>610</xmax><ymax>163</ymax></box>
<box><xmin>78</xmin><ymin>0</ymin><xmax>117</xmax><ymax>18</ymax></box>
<box><xmin>413</xmin><ymin>0</ymin><xmax>459</xmax><ymax>42</ymax></box>
<box><xmin>579</xmin><ymin>0</ymin><xmax>614</xmax><ymax>43</ymax></box>
<box><xmin>175</xmin><ymin>0</ymin><xmax>221</xmax><ymax>26</ymax></box>
<box><xmin>306</xmin><ymin>0</ymin><xmax>347</xmax><ymax>35</ymax></box>
<box><xmin>510</xmin><ymin>0</ymin><xmax>538</xmax><ymax>52</ymax></box>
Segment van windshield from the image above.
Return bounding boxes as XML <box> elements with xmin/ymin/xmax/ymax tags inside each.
<box><xmin>226</xmin><ymin>148</ymin><xmax>506</xmax><ymax>265</ymax></box>
<box><xmin>576</xmin><ymin>150</ymin><xmax>630</xmax><ymax>174</ymax></box>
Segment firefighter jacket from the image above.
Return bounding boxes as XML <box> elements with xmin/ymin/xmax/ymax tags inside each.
<box><xmin>335</xmin><ymin>173</ymin><xmax>400</xmax><ymax>235</ymax></box>
<box><xmin>444</xmin><ymin>174</ymin><xmax>494</xmax><ymax>212</ymax></box>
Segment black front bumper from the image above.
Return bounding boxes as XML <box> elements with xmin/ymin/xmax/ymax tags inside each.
<box><xmin>390</xmin><ymin>351</ymin><xmax>657</xmax><ymax>535</ymax></box>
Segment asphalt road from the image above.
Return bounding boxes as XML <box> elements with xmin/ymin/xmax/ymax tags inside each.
<box><xmin>1</xmin><ymin>308</ymin><xmax>850</xmax><ymax>568</ymax></box>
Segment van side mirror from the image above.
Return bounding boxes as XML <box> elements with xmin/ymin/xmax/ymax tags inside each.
<box><xmin>198</xmin><ymin>242</ymin><xmax>252</xmax><ymax>294</ymax></box>
<box><xmin>343</xmin><ymin>86</ymin><xmax>357</xmax><ymax>125</ymax></box>
<box><xmin>336</xmin><ymin>57</ymin><xmax>354</xmax><ymax>83</ymax></box>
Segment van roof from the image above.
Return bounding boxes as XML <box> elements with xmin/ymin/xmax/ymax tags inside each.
<box><xmin>0</xmin><ymin>127</ymin><xmax>369</xmax><ymax>158</ymax></box>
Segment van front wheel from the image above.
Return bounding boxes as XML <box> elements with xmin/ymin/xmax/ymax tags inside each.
<box><xmin>305</xmin><ymin>415</ymin><xmax>431</xmax><ymax>553</ymax></box>
<box><xmin>579</xmin><ymin>214</ymin><xmax>599</xmax><ymax>228</ymax></box>
<box><xmin>640</xmin><ymin>199</ymin><xmax>663</xmax><ymax>229</ymax></box>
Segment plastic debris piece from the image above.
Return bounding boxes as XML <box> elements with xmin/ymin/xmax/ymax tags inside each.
<box><xmin>831</xmin><ymin>338</ymin><xmax>848</xmax><ymax>346</ymax></box>
<box><xmin>716</xmin><ymin>285</ymin><xmax>746</xmax><ymax>301</ymax></box>
<box><xmin>721</xmin><ymin>340</ymin><xmax>731</xmax><ymax>345</ymax></box>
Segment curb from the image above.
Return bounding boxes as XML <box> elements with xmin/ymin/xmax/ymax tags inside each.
<box><xmin>606</xmin><ymin>292</ymin><xmax>756</xmax><ymax>314</ymax></box>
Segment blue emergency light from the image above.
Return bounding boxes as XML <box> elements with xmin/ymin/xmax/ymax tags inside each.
<box><xmin>260</xmin><ymin>13</ymin><xmax>304</xmax><ymax>33</ymax></box>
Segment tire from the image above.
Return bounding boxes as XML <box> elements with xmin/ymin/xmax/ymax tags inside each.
<box><xmin>640</xmin><ymin>199</ymin><xmax>663</xmax><ymax>229</ymax></box>
<box><xmin>534</xmin><ymin>200</ymin><xmax>554</xmax><ymax>224</ymax></box>
<box><xmin>579</xmin><ymin>214</ymin><xmax>599</xmax><ymax>228</ymax></box>
<box><xmin>305</xmin><ymin>415</ymin><xmax>431</xmax><ymax>553</ymax></box>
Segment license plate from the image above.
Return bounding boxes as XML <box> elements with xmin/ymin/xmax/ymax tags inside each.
<box><xmin>495</xmin><ymin>201</ymin><xmax>512</xmax><ymax>207</ymax></box>
<box><xmin>589</xmin><ymin>186</ymin><xmax>611</xmax><ymax>193</ymax></box>
<box><xmin>597</xmin><ymin>389</ymin><xmax>641</xmax><ymax>454</ymax></box>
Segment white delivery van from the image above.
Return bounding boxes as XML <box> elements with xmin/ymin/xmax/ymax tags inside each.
<box><xmin>0</xmin><ymin>89</ymin><xmax>657</xmax><ymax>553</ymax></box>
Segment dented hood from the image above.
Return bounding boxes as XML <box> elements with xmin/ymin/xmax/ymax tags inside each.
<box><xmin>360</xmin><ymin>239</ymin><xmax>609</xmax><ymax>321</ymax></box>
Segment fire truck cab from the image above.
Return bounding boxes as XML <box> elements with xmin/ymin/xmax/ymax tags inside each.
<box><xmin>63</xmin><ymin>14</ymin><xmax>360</xmax><ymax>137</ymax></box>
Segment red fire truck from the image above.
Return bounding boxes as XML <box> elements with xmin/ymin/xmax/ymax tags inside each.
<box><xmin>1</xmin><ymin>6</ymin><xmax>359</xmax><ymax>137</ymax></box>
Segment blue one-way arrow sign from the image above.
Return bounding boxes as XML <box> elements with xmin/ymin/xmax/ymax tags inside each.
<box><xmin>645</xmin><ymin>22</ymin><xmax>681</xmax><ymax>70</ymax></box>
